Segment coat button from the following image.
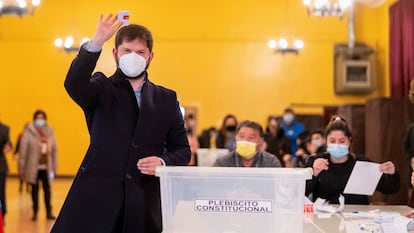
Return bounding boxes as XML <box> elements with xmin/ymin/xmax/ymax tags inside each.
<box><xmin>131</xmin><ymin>142</ymin><xmax>138</xmax><ymax>148</ymax></box>
<box><xmin>126</xmin><ymin>174</ymin><xmax>132</xmax><ymax>179</ymax></box>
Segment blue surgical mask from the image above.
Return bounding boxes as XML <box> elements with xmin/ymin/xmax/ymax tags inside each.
<box><xmin>34</xmin><ymin>119</ymin><xmax>45</xmax><ymax>127</ymax></box>
<box><xmin>283</xmin><ymin>114</ymin><xmax>294</xmax><ymax>125</ymax></box>
<box><xmin>327</xmin><ymin>144</ymin><xmax>349</xmax><ymax>159</ymax></box>
<box><xmin>312</xmin><ymin>139</ymin><xmax>323</xmax><ymax>147</ymax></box>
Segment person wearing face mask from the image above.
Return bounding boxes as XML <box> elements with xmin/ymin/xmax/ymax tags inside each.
<box><xmin>305</xmin><ymin>115</ymin><xmax>400</xmax><ymax>205</ymax></box>
<box><xmin>309</xmin><ymin>129</ymin><xmax>326</xmax><ymax>155</ymax></box>
<box><xmin>213</xmin><ymin>120</ymin><xmax>282</xmax><ymax>168</ymax></box>
<box><xmin>215</xmin><ymin>114</ymin><xmax>238</xmax><ymax>151</ymax></box>
<box><xmin>280</xmin><ymin>108</ymin><xmax>305</xmax><ymax>155</ymax></box>
<box><xmin>294</xmin><ymin>129</ymin><xmax>326</xmax><ymax>168</ymax></box>
<box><xmin>263</xmin><ymin>116</ymin><xmax>290</xmax><ymax>166</ymax></box>
<box><xmin>51</xmin><ymin>14</ymin><xmax>190</xmax><ymax>233</ymax></box>
<box><xmin>18</xmin><ymin>110</ymin><xmax>57</xmax><ymax>221</ymax></box>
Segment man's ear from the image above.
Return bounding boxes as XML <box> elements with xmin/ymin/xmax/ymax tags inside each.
<box><xmin>113</xmin><ymin>48</ymin><xmax>119</xmax><ymax>65</ymax></box>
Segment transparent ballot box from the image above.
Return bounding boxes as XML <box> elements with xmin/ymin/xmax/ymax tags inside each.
<box><xmin>196</xmin><ymin>148</ymin><xmax>229</xmax><ymax>166</ymax></box>
<box><xmin>156</xmin><ymin>167</ymin><xmax>312</xmax><ymax>233</ymax></box>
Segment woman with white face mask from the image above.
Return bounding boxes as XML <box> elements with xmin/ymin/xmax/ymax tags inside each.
<box><xmin>18</xmin><ymin>109</ymin><xmax>58</xmax><ymax>220</ymax></box>
<box><xmin>305</xmin><ymin>115</ymin><xmax>400</xmax><ymax>205</ymax></box>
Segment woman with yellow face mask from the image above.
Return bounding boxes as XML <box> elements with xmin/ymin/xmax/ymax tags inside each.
<box><xmin>213</xmin><ymin>120</ymin><xmax>282</xmax><ymax>168</ymax></box>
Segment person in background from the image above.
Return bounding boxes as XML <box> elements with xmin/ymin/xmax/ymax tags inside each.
<box><xmin>405</xmin><ymin>78</ymin><xmax>414</xmax><ymax>207</ymax></box>
<box><xmin>263</xmin><ymin>116</ymin><xmax>290</xmax><ymax>166</ymax></box>
<box><xmin>19</xmin><ymin>110</ymin><xmax>57</xmax><ymax>221</ymax></box>
<box><xmin>293</xmin><ymin>131</ymin><xmax>311</xmax><ymax>168</ymax></box>
<box><xmin>408</xmin><ymin>78</ymin><xmax>414</xmax><ymax>104</ymax></box>
<box><xmin>293</xmin><ymin>129</ymin><xmax>326</xmax><ymax>168</ymax></box>
<box><xmin>185</xmin><ymin>116</ymin><xmax>199</xmax><ymax>166</ymax></box>
<box><xmin>51</xmin><ymin>14</ymin><xmax>190</xmax><ymax>233</ymax></box>
<box><xmin>404</xmin><ymin>125</ymin><xmax>414</xmax><ymax>168</ymax></box>
<box><xmin>282</xmin><ymin>154</ymin><xmax>294</xmax><ymax>168</ymax></box>
<box><xmin>13</xmin><ymin>123</ymin><xmax>30</xmax><ymax>193</ymax></box>
<box><xmin>404</xmin><ymin>172</ymin><xmax>414</xmax><ymax>217</ymax></box>
<box><xmin>306</xmin><ymin>115</ymin><xmax>400</xmax><ymax>204</ymax></box>
<box><xmin>280</xmin><ymin>108</ymin><xmax>305</xmax><ymax>155</ymax></box>
<box><xmin>309</xmin><ymin>129</ymin><xmax>326</xmax><ymax>155</ymax></box>
<box><xmin>197</xmin><ymin>126</ymin><xmax>217</xmax><ymax>148</ymax></box>
<box><xmin>215</xmin><ymin>114</ymin><xmax>238</xmax><ymax>151</ymax></box>
<box><xmin>213</xmin><ymin>120</ymin><xmax>282</xmax><ymax>167</ymax></box>
<box><xmin>0</xmin><ymin>119</ymin><xmax>11</xmax><ymax>220</ymax></box>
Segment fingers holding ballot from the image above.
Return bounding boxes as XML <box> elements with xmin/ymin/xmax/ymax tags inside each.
<box><xmin>312</xmin><ymin>158</ymin><xmax>329</xmax><ymax>176</ymax></box>
<box><xmin>378</xmin><ymin>161</ymin><xmax>395</xmax><ymax>175</ymax></box>
<box><xmin>90</xmin><ymin>14</ymin><xmax>123</xmax><ymax>47</ymax></box>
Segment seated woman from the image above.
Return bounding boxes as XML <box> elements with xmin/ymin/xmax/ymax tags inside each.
<box><xmin>305</xmin><ymin>115</ymin><xmax>400</xmax><ymax>205</ymax></box>
<box><xmin>404</xmin><ymin>172</ymin><xmax>414</xmax><ymax>217</ymax></box>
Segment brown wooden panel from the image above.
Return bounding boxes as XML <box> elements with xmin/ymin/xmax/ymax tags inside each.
<box><xmin>365</xmin><ymin>97</ymin><xmax>414</xmax><ymax>205</ymax></box>
<box><xmin>338</xmin><ymin>104</ymin><xmax>366</xmax><ymax>155</ymax></box>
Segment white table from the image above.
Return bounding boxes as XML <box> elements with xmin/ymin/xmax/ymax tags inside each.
<box><xmin>304</xmin><ymin>205</ymin><xmax>413</xmax><ymax>233</ymax></box>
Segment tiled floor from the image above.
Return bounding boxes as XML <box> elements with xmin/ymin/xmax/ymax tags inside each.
<box><xmin>3</xmin><ymin>177</ymin><xmax>73</xmax><ymax>233</ymax></box>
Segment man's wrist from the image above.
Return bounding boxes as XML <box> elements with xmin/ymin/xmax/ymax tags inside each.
<box><xmin>83</xmin><ymin>40</ymin><xmax>102</xmax><ymax>53</ymax></box>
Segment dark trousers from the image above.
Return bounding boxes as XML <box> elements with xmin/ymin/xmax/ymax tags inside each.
<box><xmin>0</xmin><ymin>173</ymin><xmax>6</xmax><ymax>217</ymax></box>
<box><xmin>31</xmin><ymin>170</ymin><xmax>52</xmax><ymax>215</ymax></box>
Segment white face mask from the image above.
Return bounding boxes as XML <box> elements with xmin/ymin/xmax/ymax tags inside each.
<box><xmin>118</xmin><ymin>52</ymin><xmax>147</xmax><ymax>78</ymax></box>
<box><xmin>283</xmin><ymin>114</ymin><xmax>294</xmax><ymax>124</ymax></box>
<box><xmin>34</xmin><ymin>119</ymin><xmax>45</xmax><ymax>127</ymax></box>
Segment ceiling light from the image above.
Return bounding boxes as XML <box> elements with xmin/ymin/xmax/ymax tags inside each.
<box><xmin>0</xmin><ymin>0</ymin><xmax>40</xmax><ymax>17</ymax></box>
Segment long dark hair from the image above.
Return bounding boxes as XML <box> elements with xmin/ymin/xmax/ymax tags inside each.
<box><xmin>216</xmin><ymin>114</ymin><xmax>238</xmax><ymax>147</ymax></box>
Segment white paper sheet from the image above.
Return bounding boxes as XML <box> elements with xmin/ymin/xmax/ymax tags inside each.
<box><xmin>343</xmin><ymin>161</ymin><xmax>383</xmax><ymax>195</ymax></box>
<box><xmin>314</xmin><ymin>195</ymin><xmax>345</xmax><ymax>214</ymax></box>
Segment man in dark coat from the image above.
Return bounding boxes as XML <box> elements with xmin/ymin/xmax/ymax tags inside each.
<box><xmin>51</xmin><ymin>14</ymin><xmax>191</xmax><ymax>233</ymax></box>
<box><xmin>0</xmin><ymin>121</ymin><xmax>10</xmax><ymax>219</ymax></box>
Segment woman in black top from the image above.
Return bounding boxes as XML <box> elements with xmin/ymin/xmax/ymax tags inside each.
<box><xmin>305</xmin><ymin>115</ymin><xmax>400</xmax><ymax>205</ymax></box>
<box><xmin>263</xmin><ymin>116</ymin><xmax>290</xmax><ymax>166</ymax></box>
<box><xmin>215</xmin><ymin>114</ymin><xmax>238</xmax><ymax>150</ymax></box>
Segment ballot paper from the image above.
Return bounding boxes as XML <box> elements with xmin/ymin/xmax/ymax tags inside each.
<box><xmin>343</xmin><ymin>161</ymin><xmax>383</xmax><ymax>195</ymax></box>
<box><xmin>314</xmin><ymin>195</ymin><xmax>344</xmax><ymax>214</ymax></box>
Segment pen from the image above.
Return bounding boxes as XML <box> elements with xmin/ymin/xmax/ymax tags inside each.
<box><xmin>359</xmin><ymin>226</ymin><xmax>376</xmax><ymax>233</ymax></box>
<box><xmin>359</xmin><ymin>223</ymin><xmax>379</xmax><ymax>233</ymax></box>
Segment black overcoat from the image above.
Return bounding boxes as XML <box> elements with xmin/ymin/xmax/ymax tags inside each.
<box><xmin>51</xmin><ymin>48</ymin><xmax>191</xmax><ymax>233</ymax></box>
<box><xmin>0</xmin><ymin>122</ymin><xmax>9</xmax><ymax>173</ymax></box>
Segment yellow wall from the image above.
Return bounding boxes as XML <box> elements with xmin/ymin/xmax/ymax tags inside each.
<box><xmin>354</xmin><ymin>0</ymin><xmax>398</xmax><ymax>97</ymax></box>
<box><xmin>0</xmin><ymin>0</ymin><xmax>396</xmax><ymax>175</ymax></box>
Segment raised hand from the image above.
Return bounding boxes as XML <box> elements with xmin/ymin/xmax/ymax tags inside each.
<box><xmin>91</xmin><ymin>14</ymin><xmax>123</xmax><ymax>47</ymax></box>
